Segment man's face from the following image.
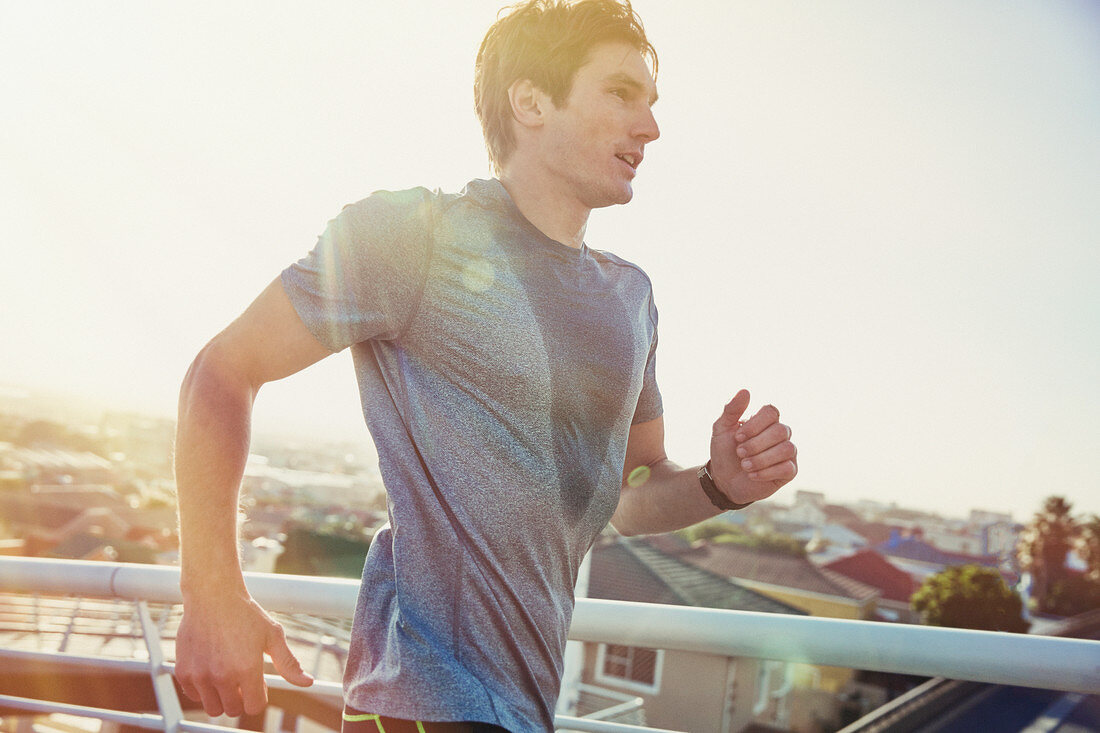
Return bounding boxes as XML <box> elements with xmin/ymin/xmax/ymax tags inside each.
<box><xmin>538</xmin><ymin>41</ymin><xmax>660</xmax><ymax>210</ymax></box>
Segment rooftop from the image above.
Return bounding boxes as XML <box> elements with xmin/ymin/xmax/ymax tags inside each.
<box><xmin>589</xmin><ymin>536</ymin><xmax>806</xmax><ymax>615</ymax></box>
<box><xmin>643</xmin><ymin>534</ymin><xmax>879</xmax><ymax>603</ymax></box>
<box><xmin>824</xmin><ymin>548</ymin><xmax>918</xmax><ymax>604</ymax></box>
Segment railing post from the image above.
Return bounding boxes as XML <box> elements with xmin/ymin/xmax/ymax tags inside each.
<box><xmin>32</xmin><ymin>594</ymin><xmax>40</xmax><ymax>651</ymax></box>
<box><xmin>309</xmin><ymin>634</ymin><xmax>326</xmax><ymax>679</ymax></box>
<box><xmin>137</xmin><ymin>600</ymin><xmax>184</xmax><ymax>733</ymax></box>
<box><xmin>60</xmin><ymin>597</ymin><xmax>82</xmax><ymax>653</ymax></box>
<box><xmin>157</xmin><ymin>603</ymin><xmax>172</xmax><ymax>637</ymax></box>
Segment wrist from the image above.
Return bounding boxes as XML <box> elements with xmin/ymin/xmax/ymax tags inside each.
<box><xmin>698</xmin><ymin>460</ymin><xmax>754</xmax><ymax>511</ymax></box>
<box><xmin>180</xmin><ymin>557</ymin><xmax>248</xmax><ymax>601</ymax></box>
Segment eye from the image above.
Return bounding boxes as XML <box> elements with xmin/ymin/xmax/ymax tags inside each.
<box><xmin>610</xmin><ymin>88</ymin><xmax>629</xmax><ymax>100</ymax></box>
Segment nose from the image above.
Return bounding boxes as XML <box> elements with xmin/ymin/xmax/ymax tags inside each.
<box><xmin>636</xmin><ymin>104</ymin><xmax>660</xmax><ymax>143</ymax></box>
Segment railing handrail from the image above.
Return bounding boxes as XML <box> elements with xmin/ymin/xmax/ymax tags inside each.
<box><xmin>2</xmin><ymin>556</ymin><xmax>1098</xmax><ymax>695</ymax></box>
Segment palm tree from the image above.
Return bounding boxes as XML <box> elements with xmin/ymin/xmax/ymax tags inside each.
<box><xmin>1075</xmin><ymin>514</ymin><xmax>1100</xmax><ymax>583</ymax></box>
<box><xmin>1017</xmin><ymin>496</ymin><xmax>1077</xmax><ymax>612</ymax></box>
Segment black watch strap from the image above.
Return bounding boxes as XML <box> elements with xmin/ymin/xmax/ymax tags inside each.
<box><xmin>698</xmin><ymin>460</ymin><xmax>754</xmax><ymax>511</ymax></box>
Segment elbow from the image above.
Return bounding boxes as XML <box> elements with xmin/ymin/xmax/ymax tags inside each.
<box><xmin>178</xmin><ymin>338</ymin><xmax>257</xmax><ymax>416</ymax></box>
<box><xmin>613</xmin><ymin>522</ymin><xmax>644</xmax><ymax>538</ymax></box>
<box><xmin>179</xmin><ymin>345</ymin><xmax>210</xmax><ymax>401</ymax></box>
<box><xmin>180</xmin><ymin>341</ymin><xmax>221</xmax><ymax>408</ymax></box>
<box><xmin>611</xmin><ymin>517</ymin><xmax>656</xmax><ymax>538</ymax></box>
<box><xmin>609</xmin><ymin>498</ymin><xmax>644</xmax><ymax>538</ymax></box>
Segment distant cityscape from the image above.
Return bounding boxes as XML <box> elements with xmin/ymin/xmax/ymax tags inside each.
<box><xmin>0</xmin><ymin>382</ymin><xmax>1077</xmax><ymax>574</ymax></box>
<box><xmin>0</xmin><ymin>386</ymin><xmax>387</xmax><ymax>572</ymax></box>
<box><xmin>1</xmin><ymin>383</ymin><xmax>1097</xmax><ymax>731</ymax></box>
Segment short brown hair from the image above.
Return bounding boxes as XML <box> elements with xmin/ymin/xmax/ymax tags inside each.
<box><xmin>474</xmin><ymin>0</ymin><xmax>657</xmax><ymax>174</ymax></box>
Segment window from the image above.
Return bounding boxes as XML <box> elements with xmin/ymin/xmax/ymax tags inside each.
<box><xmin>595</xmin><ymin>643</ymin><xmax>663</xmax><ymax>695</ymax></box>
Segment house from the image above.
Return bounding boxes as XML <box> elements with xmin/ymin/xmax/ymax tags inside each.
<box><xmin>875</xmin><ymin>532</ymin><xmax>1008</xmax><ymax>585</ymax></box>
<box><xmin>773</xmin><ymin>490</ymin><xmax>828</xmax><ymax>527</ymax></box>
<box><xmin>968</xmin><ymin>510</ymin><xmax>1020</xmax><ymax>559</ymax></box>
<box><xmin>640</xmin><ymin>533</ymin><xmax>881</xmax><ymax>709</ymax></box>
<box><xmin>46</xmin><ymin>531</ymin><xmax>158</xmax><ymax>564</ymax></box>
<box><xmin>823</xmin><ymin>549</ymin><xmax>918</xmax><ymax>623</ymax></box>
<box><xmin>979</xmin><ymin>521</ymin><xmax>1020</xmax><ymax>559</ymax></box>
<box><xmin>822</xmin><ymin>504</ymin><xmax>863</xmax><ymax>527</ymax></box>
<box><xmin>844</xmin><ymin>519</ymin><xmax>899</xmax><ymax>547</ymax></box>
<box><xmin>920</xmin><ymin>524</ymin><xmax>985</xmax><ymax>556</ymax></box>
<box><xmin>0</xmin><ymin>493</ymin><xmax>82</xmax><ymax>538</ymax></box>
<box><xmin>0</xmin><ymin>445</ymin><xmax>119</xmax><ymax>486</ymax></box>
<box><xmin>580</xmin><ymin>535</ymin><xmax>818</xmax><ymax>732</ymax></box>
<box><xmin>969</xmin><ymin>509</ymin><xmax>1012</xmax><ymax>526</ymax></box>
<box><xmin>0</xmin><ymin>489</ymin><xmax>177</xmax><ymax>562</ymax></box>
<box><xmin>793</xmin><ymin>524</ymin><xmax>868</xmax><ymax>555</ymax></box>
<box><xmin>645</xmin><ymin>535</ymin><xmax>880</xmax><ymax>623</ymax></box>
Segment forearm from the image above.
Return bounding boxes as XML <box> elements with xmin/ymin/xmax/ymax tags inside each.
<box><xmin>611</xmin><ymin>458</ymin><xmax>721</xmax><ymax>536</ymax></box>
<box><xmin>171</xmin><ymin>282</ymin><xmax>324</xmax><ymax>715</ymax></box>
<box><xmin>175</xmin><ymin>343</ymin><xmax>257</xmax><ymax>599</ymax></box>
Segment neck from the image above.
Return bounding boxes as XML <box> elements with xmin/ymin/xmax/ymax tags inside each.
<box><xmin>499</xmin><ymin>167</ymin><xmax>589</xmax><ymax>250</ymax></box>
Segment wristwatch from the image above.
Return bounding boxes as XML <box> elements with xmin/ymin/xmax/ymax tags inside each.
<box><xmin>698</xmin><ymin>460</ymin><xmax>754</xmax><ymax>511</ymax></box>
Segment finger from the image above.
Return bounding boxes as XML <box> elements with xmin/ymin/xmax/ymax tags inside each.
<box><xmin>267</xmin><ymin>622</ymin><xmax>314</xmax><ymax>687</ymax></box>
<box><xmin>739</xmin><ymin>441</ymin><xmax>796</xmax><ymax>474</ymax></box>
<box><xmin>746</xmin><ymin>459</ymin><xmax>797</xmax><ymax>483</ymax></box>
<box><xmin>194</xmin><ymin>677</ymin><xmax>225</xmax><ymax>718</ymax></box>
<box><xmin>175</xmin><ymin>670</ymin><xmax>202</xmax><ymax>705</ymax></box>
<box><xmin>212</xmin><ymin>673</ymin><xmax>245</xmax><ymax>718</ymax></box>
<box><xmin>240</xmin><ymin>667</ymin><xmax>269</xmax><ymax>717</ymax></box>
<box><xmin>735</xmin><ymin>404</ymin><xmax>780</xmax><ymax>442</ymax></box>
<box><xmin>713</xmin><ymin>389</ymin><xmax>751</xmax><ymax>435</ymax></box>
<box><xmin>736</xmin><ymin>422</ymin><xmax>792</xmax><ymax>459</ymax></box>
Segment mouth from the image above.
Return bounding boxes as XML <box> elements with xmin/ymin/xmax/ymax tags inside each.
<box><xmin>615</xmin><ymin>152</ymin><xmax>641</xmax><ymax>170</ymax></box>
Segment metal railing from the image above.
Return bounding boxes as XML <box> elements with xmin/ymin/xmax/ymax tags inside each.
<box><xmin>1</xmin><ymin>556</ymin><xmax>1098</xmax><ymax>733</ymax></box>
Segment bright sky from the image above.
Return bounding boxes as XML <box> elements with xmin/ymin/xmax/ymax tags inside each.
<box><xmin>2</xmin><ymin>1</ymin><xmax>1097</xmax><ymax>521</ymax></box>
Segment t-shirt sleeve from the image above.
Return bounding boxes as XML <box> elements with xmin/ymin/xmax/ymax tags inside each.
<box><xmin>280</xmin><ymin>187</ymin><xmax>435</xmax><ymax>352</ymax></box>
<box><xmin>631</xmin><ymin>288</ymin><xmax>663</xmax><ymax>425</ymax></box>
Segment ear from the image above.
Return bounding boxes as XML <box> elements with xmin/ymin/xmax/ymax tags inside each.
<box><xmin>508</xmin><ymin>78</ymin><xmax>548</xmax><ymax>130</ymax></box>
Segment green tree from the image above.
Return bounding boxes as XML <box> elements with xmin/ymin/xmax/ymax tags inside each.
<box><xmin>911</xmin><ymin>565</ymin><xmax>1029</xmax><ymax>633</ymax></box>
<box><xmin>1017</xmin><ymin>495</ymin><xmax>1077</xmax><ymax>612</ymax></box>
<box><xmin>1043</xmin><ymin>574</ymin><xmax>1100</xmax><ymax>617</ymax></box>
<box><xmin>676</xmin><ymin>520</ymin><xmax>806</xmax><ymax>557</ymax></box>
<box><xmin>678</xmin><ymin>519</ymin><xmax>743</xmax><ymax>544</ymax></box>
<box><xmin>713</xmin><ymin>530</ymin><xmax>807</xmax><ymax>557</ymax></box>
<box><xmin>275</xmin><ymin>524</ymin><xmax>370</xmax><ymax>578</ymax></box>
<box><xmin>1039</xmin><ymin>513</ymin><xmax>1100</xmax><ymax>617</ymax></box>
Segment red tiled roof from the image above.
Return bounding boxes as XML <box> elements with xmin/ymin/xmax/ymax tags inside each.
<box><xmin>824</xmin><ymin>549</ymin><xmax>916</xmax><ymax>603</ymax></box>
<box><xmin>842</xmin><ymin>520</ymin><xmax>897</xmax><ymax>546</ymax></box>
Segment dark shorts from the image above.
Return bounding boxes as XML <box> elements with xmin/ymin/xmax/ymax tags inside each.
<box><xmin>341</xmin><ymin>707</ymin><xmax>510</xmax><ymax>733</ymax></box>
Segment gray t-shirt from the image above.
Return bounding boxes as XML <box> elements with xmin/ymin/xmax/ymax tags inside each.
<box><xmin>281</xmin><ymin>178</ymin><xmax>662</xmax><ymax>731</ymax></box>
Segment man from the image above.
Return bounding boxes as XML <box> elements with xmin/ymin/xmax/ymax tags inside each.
<box><xmin>173</xmin><ymin>1</ymin><xmax>797</xmax><ymax>731</ymax></box>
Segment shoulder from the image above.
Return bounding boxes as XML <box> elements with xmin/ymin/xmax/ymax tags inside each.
<box><xmin>336</xmin><ymin>186</ymin><xmax>437</xmax><ymax>229</ymax></box>
<box><xmin>589</xmin><ymin>248</ymin><xmax>655</xmax><ymax>293</ymax></box>
<box><xmin>589</xmin><ymin>248</ymin><xmax>660</xmax><ymax>333</ymax></box>
<box><xmin>323</xmin><ymin>186</ymin><xmax>465</xmax><ymax>258</ymax></box>
<box><xmin>338</xmin><ymin>181</ymin><xmax>499</xmax><ymax>232</ymax></box>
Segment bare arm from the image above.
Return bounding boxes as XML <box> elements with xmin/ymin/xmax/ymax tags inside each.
<box><xmin>610</xmin><ymin>416</ymin><xmax>717</xmax><ymax>535</ymax></box>
<box><xmin>611</xmin><ymin>390</ymin><xmax>797</xmax><ymax>536</ymax></box>
<box><xmin>174</xmin><ymin>278</ymin><xmax>332</xmax><ymax>716</ymax></box>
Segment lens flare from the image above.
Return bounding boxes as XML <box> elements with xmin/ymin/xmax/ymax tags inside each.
<box><xmin>627</xmin><ymin>465</ymin><xmax>650</xmax><ymax>488</ymax></box>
